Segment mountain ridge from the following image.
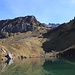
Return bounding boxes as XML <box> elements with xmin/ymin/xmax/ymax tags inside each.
<box><xmin>1</xmin><ymin>15</ymin><xmax>75</xmax><ymax>59</ymax></box>
<box><xmin>0</xmin><ymin>15</ymin><xmax>50</xmax><ymax>38</ymax></box>
<box><xmin>42</xmin><ymin>18</ymin><xmax>75</xmax><ymax>57</ymax></box>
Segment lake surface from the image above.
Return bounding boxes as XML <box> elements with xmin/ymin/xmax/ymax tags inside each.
<box><xmin>0</xmin><ymin>57</ymin><xmax>75</xmax><ymax>75</ymax></box>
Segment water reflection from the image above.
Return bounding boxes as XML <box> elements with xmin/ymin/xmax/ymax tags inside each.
<box><xmin>43</xmin><ymin>57</ymin><xmax>75</xmax><ymax>75</ymax></box>
<box><xmin>5</xmin><ymin>59</ymin><xmax>13</xmax><ymax>65</ymax></box>
<box><xmin>0</xmin><ymin>58</ymin><xmax>49</xmax><ymax>75</ymax></box>
<box><xmin>0</xmin><ymin>59</ymin><xmax>13</xmax><ymax>72</ymax></box>
<box><xmin>0</xmin><ymin>57</ymin><xmax>75</xmax><ymax>75</ymax></box>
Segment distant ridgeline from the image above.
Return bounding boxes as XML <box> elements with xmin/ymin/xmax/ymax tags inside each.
<box><xmin>48</xmin><ymin>23</ymin><xmax>60</xmax><ymax>28</ymax></box>
<box><xmin>0</xmin><ymin>15</ymin><xmax>49</xmax><ymax>38</ymax></box>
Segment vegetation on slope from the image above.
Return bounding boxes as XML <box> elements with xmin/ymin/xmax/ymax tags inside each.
<box><xmin>0</xmin><ymin>32</ymin><xmax>46</xmax><ymax>59</ymax></box>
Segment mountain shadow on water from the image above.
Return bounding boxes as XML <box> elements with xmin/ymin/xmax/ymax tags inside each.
<box><xmin>43</xmin><ymin>58</ymin><xmax>75</xmax><ymax>75</ymax></box>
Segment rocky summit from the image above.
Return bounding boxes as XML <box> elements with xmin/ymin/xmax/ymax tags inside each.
<box><xmin>0</xmin><ymin>15</ymin><xmax>50</xmax><ymax>38</ymax></box>
<box><xmin>0</xmin><ymin>16</ymin><xmax>38</xmax><ymax>32</ymax></box>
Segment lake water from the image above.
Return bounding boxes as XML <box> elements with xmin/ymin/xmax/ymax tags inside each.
<box><xmin>0</xmin><ymin>57</ymin><xmax>75</xmax><ymax>75</ymax></box>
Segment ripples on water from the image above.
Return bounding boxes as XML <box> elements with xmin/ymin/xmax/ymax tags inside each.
<box><xmin>0</xmin><ymin>57</ymin><xmax>75</xmax><ymax>75</ymax></box>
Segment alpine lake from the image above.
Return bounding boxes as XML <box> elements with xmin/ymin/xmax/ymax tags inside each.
<box><xmin>0</xmin><ymin>57</ymin><xmax>75</xmax><ymax>75</ymax></box>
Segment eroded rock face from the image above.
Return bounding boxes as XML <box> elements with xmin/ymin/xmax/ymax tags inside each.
<box><xmin>0</xmin><ymin>15</ymin><xmax>48</xmax><ymax>38</ymax></box>
<box><xmin>0</xmin><ymin>16</ymin><xmax>38</xmax><ymax>33</ymax></box>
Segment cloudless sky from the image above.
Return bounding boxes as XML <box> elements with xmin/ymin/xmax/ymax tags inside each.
<box><xmin>0</xmin><ymin>0</ymin><xmax>75</xmax><ymax>24</ymax></box>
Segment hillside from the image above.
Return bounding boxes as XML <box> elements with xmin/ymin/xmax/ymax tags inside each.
<box><xmin>1</xmin><ymin>15</ymin><xmax>75</xmax><ymax>59</ymax></box>
<box><xmin>0</xmin><ymin>29</ymin><xmax>47</xmax><ymax>60</ymax></box>
<box><xmin>0</xmin><ymin>15</ymin><xmax>51</xmax><ymax>60</ymax></box>
<box><xmin>0</xmin><ymin>34</ymin><xmax>45</xmax><ymax>58</ymax></box>
<box><xmin>42</xmin><ymin>18</ymin><xmax>75</xmax><ymax>56</ymax></box>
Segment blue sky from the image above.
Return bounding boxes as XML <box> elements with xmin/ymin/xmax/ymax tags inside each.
<box><xmin>0</xmin><ymin>0</ymin><xmax>75</xmax><ymax>24</ymax></box>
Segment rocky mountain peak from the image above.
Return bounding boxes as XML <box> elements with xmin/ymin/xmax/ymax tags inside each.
<box><xmin>0</xmin><ymin>15</ymin><xmax>49</xmax><ymax>38</ymax></box>
<box><xmin>24</xmin><ymin>15</ymin><xmax>37</xmax><ymax>23</ymax></box>
<box><xmin>0</xmin><ymin>15</ymin><xmax>40</xmax><ymax>33</ymax></box>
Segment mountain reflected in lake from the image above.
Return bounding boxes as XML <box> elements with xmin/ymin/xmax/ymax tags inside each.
<box><xmin>0</xmin><ymin>58</ymin><xmax>49</xmax><ymax>75</ymax></box>
<box><xmin>0</xmin><ymin>57</ymin><xmax>75</xmax><ymax>75</ymax></box>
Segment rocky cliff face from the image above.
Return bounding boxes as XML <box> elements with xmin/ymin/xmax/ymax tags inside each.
<box><xmin>0</xmin><ymin>16</ymin><xmax>38</xmax><ymax>32</ymax></box>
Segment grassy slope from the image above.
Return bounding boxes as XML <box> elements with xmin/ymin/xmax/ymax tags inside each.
<box><xmin>0</xmin><ymin>32</ymin><xmax>45</xmax><ymax>59</ymax></box>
